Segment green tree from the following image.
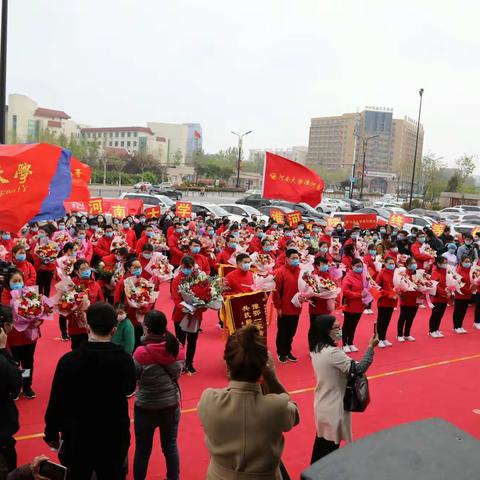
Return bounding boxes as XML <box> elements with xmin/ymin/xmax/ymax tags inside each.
<box><xmin>172</xmin><ymin>149</ymin><xmax>183</xmax><ymax>167</ymax></box>
<box><xmin>456</xmin><ymin>154</ymin><xmax>475</xmax><ymax>183</ymax></box>
<box><xmin>446</xmin><ymin>173</ymin><xmax>461</xmax><ymax>192</ymax></box>
<box><xmin>419</xmin><ymin>153</ymin><xmax>446</xmax><ymax>205</ymax></box>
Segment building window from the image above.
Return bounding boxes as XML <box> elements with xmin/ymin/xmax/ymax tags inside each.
<box><xmin>121</xmin><ymin>132</ymin><xmax>125</xmax><ymax>137</ymax></box>
<box><xmin>127</xmin><ymin>132</ymin><xmax>131</xmax><ymax>137</ymax></box>
<box><xmin>115</xmin><ymin>132</ymin><xmax>119</xmax><ymax>137</ymax></box>
<box><xmin>134</xmin><ymin>132</ymin><xmax>138</xmax><ymax>137</ymax></box>
<box><xmin>133</xmin><ymin>141</ymin><xmax>137</xmax><ymax>147</ymax></box>
<box><xmin>109</xmin><ymin>132</ymin><xmax>113</xmax><ymax>138</ymax></box>
<box><xmin>109</xmin><ymin>141</ymin><xmax>113</xmax><ymax>146</ymax></box>
<box><xmin>127</xmin><ymin>141</ymin><xmax>131</xmax><ymax>147</ymax></box>
<box><xmin>121</xmin><ymin>141</ymin><xmax>124</xmax><ymax>147</ymax></box>
<box><xmin>115</xmin><ymin>141</ymin><xmax>118</xmax><ymax>146</ymax></box>
<box><xmin>139</xmin><ymin>137</ymin><xmax>147</xmax><ymax>153</ymax></box>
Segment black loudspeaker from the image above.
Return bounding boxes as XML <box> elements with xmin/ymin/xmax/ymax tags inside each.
<box><xmin>301</xmin><ymin>418</ymin><xmax>480</xmax><ymax>480</ymax></box>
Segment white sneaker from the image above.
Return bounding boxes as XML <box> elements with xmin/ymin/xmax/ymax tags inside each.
<box><xmin>364</xmin><ymin>309</ymin><xmax>374</xmax><ymax>315</ymax></box>
<box><xmin>378</xmin><ymin>340</ymin><xmax>386</xmax><ymax>348</ymax></box>
<box><xmin>419</xmin><ymin>304</ymin><xmax>426</xmax><ymax>309</ymax></box>
<box><xmin>460</xmin><ymin>327</ymin><xmax>468</xmax><ymax>334</ymax></box>
<box><xmin>383</xmin><ymin>339</ymin><xmax>393</xmax><ymax>347</ymax></box>
<box><xmin>436</xmin><ymin>330</ymin><xmax>445</xmax><ymax>338</ymax></box>
<box><xmin>473</xmin><ymin>323</ymin><xmax>480</xmax><ymax>330</ymax></box>
<box><xmin>405</xmin><ymin>336</ymin><xmax>416</xmax><ymax>342</ymax></box>
<box><xmin>349</xmin><ymin>345</ymin><xmax>359</xmax><ymax>352</ymax></box>
<box><xmin>454</xmin><ymin>328</ymin><xmax>463</xmax><ymax>334</ymax></box>
<box><xmin>397</xmin><ymin>336</ymin><xmax>405</xmax><ymax>342</ymax></box>
<box><xmin>429</xmin><ymin>331</ymin><xmax>440</xmax><ymax>338</ymax></box>
<box><xmin>343</xmin><ymin>345</ymin><xmax>351</xmax><ymax>353</ymax></box>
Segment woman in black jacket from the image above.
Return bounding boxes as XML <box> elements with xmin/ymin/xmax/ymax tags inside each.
<box><xmin>133</xmin><ymin>310</ymin><xmax>185</xmax><ymax>480</ymax></box>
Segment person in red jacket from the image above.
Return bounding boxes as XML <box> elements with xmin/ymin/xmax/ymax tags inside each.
<box><xmin>273</xmin><ymin>248</ymin><xmax>303</xmax><ymax>363</ymax></box>
<box><xmin>0</xmin><ymin>231</ymin><xmax>14</xmax><ymax>261</ymax></box>
<box><xmin>167</xmin><ymin>222</ymin><xmax>185</xmax><ymax>268</ymax></box>
<box><xmin>215</xmin><ymin>235</ymin><xmax>237</xmax><ymax>269</ymax></box>
<box><xmin>224</xmin><ymin>253</ymin><xmax>254</xmax><ymax>294</ymax></box>
<box><xmin>67</xmin><ymin>259</ymin><xmax>105</xmax><ymax>350</ymax></box>
<box><xmin>428</xmin><ymin>256</ymin><xmax>449</xmax><ymax>338</ymax></box>
<box><xmin>135</xmin><ymin>225</ymin><xmax>155</xmax><ymax>256</ymax></box>
<box><xmin>188</xmin><ymin>238</ymin><xmax>210</xmax><ymax>274</ymax></box>
<box><xmin>93</xmin><ymin>225</ymin><xmax>115</xmax><ymax>259</ymax></box>
<box><xmin>75</xmin><ymin>227</ymin><xmax>93</xmax><ymax>263</ymax></box>
<box><xmin>397</xmin><ymin>258</ymin><xmax>421</xmax><ymax>342</ymax></box>
<box><xmin>31</xmin><ymin>225</ymin><xmax>56</xmax><ymax>297</ymax></box>
<box><xmin>12</xmin><ymin>245</ymin><xmax>36</xmax><ymax>286</ymax></box>
<box><xmin>2</xmin><ymin>270</ymin><xmax>40</xmax><ymax>399</ymax></box>
<box><xmin>277</xmin><ymin>228</ymin><xmax>294</xmax><ymax>251</ymax></box>
<box><xmin>452</xmin><ymin>254</ymin><xmax>473</xmax><ymax>333</ymax></box>
<box><xmin>138</xmin><ymin>243</ymin><xmax>154</xmax><ymax>281</ymax></box>
<box><xmin>248</xmin><ymin>227</ymin><xmax>265</xmax><ymax>254</ymax></box>
<box><xmin>411</xmin><ymin>232</ymin><xmax>433</xmax><ymax>270</ymax></box>
<box><xmin>121</xmin><ymin>219</ymin><xmax>137</xmax><ymax>251</ymax></box>
<box><xmin>363</xmin><ymin>244</ymin><xmax>378</xmax><ymax>280</ymax></box>
<box><xmin>341</xmin><ymin>243</ymin><xmax>357</xmax><ymax>271</ymax></box>
<box><xmin>341</xmin><ymin>258</ymin><xmax>368</xmax><ymax>352</ymax></box>
<box><xmin>309</xmin><ymin>256</ymin><xmax>335</xmax><ymax>321</ymax></box>
<box><xmin>171</xmin><ymin>256</ymin><xmax>203</xmax><ymax>375</ymax></box>
<box><xmin>375</xmin><ymin>256</ymin><xmax>398</xmax><ymax>348</ymax></box>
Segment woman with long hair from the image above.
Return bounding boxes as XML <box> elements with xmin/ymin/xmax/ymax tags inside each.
<box><xmin>133</xmin><ymin>310</ymin><xmax>185</xmax><ymax>480</ymax></box>
<box><xmin>375</xmin><ymin>256</ymin><xmax>397</xmax><ymax>348</ymax></box>
<box><xmin>428</xmin><ymin>256</ymin><xmax>449</xmax><ymax>338</ymax></box>
<box><xmin>309</xmin><ymin>314</ymin><xmax>378</xmax><ymax>463</ymax></box>
<box><xmin>198</xmin><ymin>325</ymin><xmax>299</xmax><ymax>479</ymax></box>
<box><xmin>397</xmin><ymin>257</ymin><xmax>420</xmax><ymax>342</ymax></box>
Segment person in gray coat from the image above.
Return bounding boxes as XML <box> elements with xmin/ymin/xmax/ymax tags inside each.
<box><xmin>133</xmin><ymin>310</ymin><xmax>185</xmax><ymax>480</ymax></box>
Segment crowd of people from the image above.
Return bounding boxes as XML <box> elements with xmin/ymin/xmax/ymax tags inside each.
<box><xmin>1</xmin><ymin>205</ymin><xmax>479</xmax><ymax>479</ymax></box>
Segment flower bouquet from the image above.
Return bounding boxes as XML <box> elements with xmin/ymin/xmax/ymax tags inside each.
<box><xmin>110</xmin><ymin>234</ymin><xmax>128</xmax><ymax>252</ymax></box>
<box><xmin>10</xmin><ymin>287</ymin><xmax>53</xmax><ymax>342</ymax></box>
<box><xmin>110</xmin><ymin>264</ymin><xmax>125</xmax><ymax>288</ymax></box>
<box><xmin>291</xmin><ymin>269</ymin><xmax>339</xmax><ymax>308</ymax></box>
<box><xmin>420</xmin><ymin>243</ymin><xmax>436</xmax><ymax>269</ymax></box>
<box><xmin>150</xmin><ymin>232</ymin><xmax>169</xmax><ymax>252</ymax></box>
<box><xmin>56</xmin><ymin>255</ymin><xmax>76</xmax><ymax>281</ymax></box>
<box><xmin>89</xmin><ymin>229</ymin><xmax>104</xmax><ymax>246</ymax></box>
<box><xmin>13</xmin><ymin>237</ymin><xmax>30</xmax><ymax>251</ymax></box>
<box><xmin>200</xmin><ymin>236</ymin><xmax>216</xmax><ymax>261</ymax></box>
<box><xmin>411</xmin><ymin>269</ymin><xmax>438</xmax><ymax>307</ymax></box>
<box><xmin>145</xmin><ymin>252</ymin><xmax>174</xmax><ymax>283</ymax></box>
<box><xmin>124</xmin><ymin>276</ymin><xmax>158</xmax><ymax>322</ymax></box>
<box><xmin>251</xmin><ymin>272</ymin><xmax>276</xmax><ymax>292</ymax></box>
<box><xmin>52</xmin><ymin>231</ymin><xmax>72</xmax><ymax>249</ymax></box>
<box><xmin>446</xmin><ymin>268</ymin><xmax>465</xmax><ymax>296</ymax></box>
<box><xmin>53</xmin><ymin>279</ymin><xmax>91</xmax><ymax>317</ymax></box>
<box><xmin>0</xmin><ymin>245</ymin><xmax>8</xmax><ymax>261</ymax></box>
<box><xmin>393</xmin><ymin>267</ymin><xmax>417</xmax><ymax>293</ymax></box>
<box><xmin>470</xmin><ymin>265</ymin><xmax>480</xmax><ymax>288</ymax></box>
<box><xmin>34</xmin><ymin>241</ymin><xmax>59</xmax><ymax>264</ymax></box>
<box><xmin>96</xmin><ymin>261</ymin><xmax>116</xmax><ymax>282</ymax></box>
<box><xmin>250</xmin><ymin>252</ymin><xmax>275</xmax><ymax>274</ymax></box>
<box><xmin>329</xmin><ymin>239</ymin><xmax>342</xmax><ymax>260</ymax></box>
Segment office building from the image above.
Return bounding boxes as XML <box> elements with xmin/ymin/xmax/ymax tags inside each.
<box><xmin>248</xmin><ymin>146</ymin><xmax>308</xmax><ymax>164</ymax></box>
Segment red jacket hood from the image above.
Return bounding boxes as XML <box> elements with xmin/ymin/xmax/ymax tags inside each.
<box><xmin>134</xmin><ymin>340</ymin><xmax>186</xmax><ymax>366</ymax></box>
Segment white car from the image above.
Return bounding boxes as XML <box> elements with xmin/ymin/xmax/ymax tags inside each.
<box><xmin>316</xmin><ymin>199</ymin><xmax>336</xmax><ymax>213</ymax></box>
<box><xmin>401</xmin><ymin>214</ymin><xmax>434</xmax><ymax>232</ymax></box>
<box><xmin>133</xmin><ymin>182</ymin><xmax>152</xmax><ymax>190</ymax></box>
<box><xmin>120</xmin><ymin>192</ymin><xmax>174</xmax><ymax>210</ymax></box>
<box><xmin>190</xmin><ymin>203</ymin><xmax>244</xmax><ymax>223</ymax></box>
<box><xmin>219</xmin><ymin>204</ymin><xmax>269</xmax><ymax>223</ymax></box>
<box><xmin>328</xmin><ymin>199</ymin><xmax>352</xmax><ymax>212</ymax></box>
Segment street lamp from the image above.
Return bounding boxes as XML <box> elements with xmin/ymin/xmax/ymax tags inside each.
<box><xmin>359</xmin><ymin>134</ymin><xmax>379</xmax><ymax>199</ymax></box>
<box><xmin>0</xmin><ymin>0</ymin><xmax>8</xmax><ymax>144</ymax></box>
<box><xmin>231</xmin><ymin>130</ymin><xmax>252</xmax><ymax>188</ymax></box>
<box><xmin>408</xmin><ymin>88</ymin><xmax>424</xmax><ymax>209</ymax></box>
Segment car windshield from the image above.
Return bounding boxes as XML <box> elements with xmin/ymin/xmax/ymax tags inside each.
<box><xmin>242</xmin><ymin>205</ymin><xmax>261</xmax><ymax>215</ymax></box>
<box><xmin>157</xmin><ymin>195</ymin><xmax>174</xmax><ymax>206</ymax></box>
<box><xmin>207</xmin><ymin>205</ymin><xmax>230</xmax><ymax>217</ymax></box>
<box><xmin>299</xmin><ymin>203</ymin><xmax>321</xmax><ymax>215</ymax></box>
<box><xmin>376</xmin><ymin>208</ymin><xmax>390</xmax><ymax>218</ymax></box>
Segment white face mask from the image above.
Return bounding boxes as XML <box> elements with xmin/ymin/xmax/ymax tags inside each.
<box><xmin>117</xmin><ymin>314</ymin><xmax>127</xmax><ymax>321</ymax></box>
<box><xmin>332</xmin><ymin>327</ymin><xmax>342</xmax><ymax>340</ymax></box>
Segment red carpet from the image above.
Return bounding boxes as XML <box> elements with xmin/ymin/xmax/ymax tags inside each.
<box><xmin>14</xmin><ymin>284</ymin><xmax>480</xmax><ymax>479</ymax></box>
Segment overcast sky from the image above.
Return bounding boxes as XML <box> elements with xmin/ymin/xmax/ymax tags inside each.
<box><xmin>7</xmin><ymin>0</ymin><xmax>480</xmax><ymax>166</ymax></box>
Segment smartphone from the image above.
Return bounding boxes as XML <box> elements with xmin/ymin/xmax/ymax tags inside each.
<box><xmin>39</xmin><ymin>460</ymin><xmax>67</xmax><ymax>480</ymax></box>
<box><xmin>373</xmin><ymin>322</ymin><xmax>378</xmax><ymax>336</ymax></box>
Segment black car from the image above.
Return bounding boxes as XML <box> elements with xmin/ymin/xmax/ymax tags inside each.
<box><xmin>270</xmin><ymin>201</ymin><xmax>329</xmax><ymax>223</ymax></box>
<box><xmin>236</xmin><ymin>194</ymin><xmax>272</xmax><ymax>208</ymax></box>
<box><xmin>149</xmin><ymin>185</ymin><xmax>182</xmax><ymax>200</ymax></box>
<box><xmin>344</xmin><ymin>198</ymin><xmax>365</xmax><ymax>211</ymax></box>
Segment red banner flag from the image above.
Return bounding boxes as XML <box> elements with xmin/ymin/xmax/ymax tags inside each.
<box><xmin>0</xmin><ymin>144</ymin><xmax>66</xmax><ymax>232</ymax></box>
<box><xmin>88</xmin><ymin>198</ymin><xmax>104</xmax><ymax>215</ymax></box>
<box><xmin>286</xmin><ymin>210</ymin><xmax>303</xmax><ymax>227</ymax></box>
<box><xmin>388</xmin><ymin>213</ymin><xmax>405</xmax><ymax>229</ymax></box>
<box><xmin>262</xmin><ymin>152</ymin><xmax>325</xmax><ymax>207</ymax></box>
<box><xmin>327</xmin><ymin>217</ymin><xmax>341</xmax><ymax>228</ymax></box>
<box><xmin>224</xmin><ymin>291</ymin><xmax>268</xmax><ymax>336</ymax></box>
<box><xmin>344</xmin><ymin>214</ymin><xmax>377</xmax><ymax>229</ymax></box>
<box><xmin>102</xmin><ymin>199</ymin><xmax>144</xmax><ymax>217</ymax></box>
<box><xmin>432</xmin><ymin>223</ymin><xmax>446</xmax><ymax>237</ymax></box>
<box><xmin>269</xmin><ymin>208</ymin><xmax>285</xmax><ymax>225</ymax></box>
<box><xmin>176</xmin><ymin>201</ymin><xmax>192</xmax><ymax>219</ymax></box>
<box><xmin>144</xmin><ymin>206</ymin><xmax>161</xmax><ymax>218</ymax></box>
<box><xmin>64</xmin><ymin>201</ymin><xmax>88</xmax><ymax>213</ymax></box>
<box><xmin>67</xmin><ymin>157</ymin><xmax>91</xmax><ymax>203</ymax></box>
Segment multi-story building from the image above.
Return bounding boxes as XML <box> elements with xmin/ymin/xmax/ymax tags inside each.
<box><xmin>248</xmin><ymin>146</ymin><xmax>308</xmax><ymax>164</ymax></box>
<box><xmin>147</xmin><ymin>122</ymin><xmax>189</xmax><ymax>166</ymax></box>
<box><xmin>307</xmin><ymin>107</ymin><xmax>424</xmax><ymax>193</ymax></box>
<box><xmin>183</xmin><ymin>123</ymin><xmax>202</xmax><ymax>165</ymax></box>
<box><xmin>6</xmin><ymin>93</ymin><xmax>82</xmax><ymax>142</ymax></box>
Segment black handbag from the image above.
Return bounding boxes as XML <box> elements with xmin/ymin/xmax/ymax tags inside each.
<box><xmin>343</xmin><ymin>360</ymin><xmax>370</xmax><ymax>412</ymax></box>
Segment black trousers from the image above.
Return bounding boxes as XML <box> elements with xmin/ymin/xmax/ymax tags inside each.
<box><xmin>475</xmin><ymin>294</ymin><xmax>480</xmax><ymax>325</ymax></box>
<box><xmin>174</xmin><ymin>322</ymin><xmax>198</xmax><ymax>367</ymax></box>
<box><xmin>37</xmin><ymin>270</ymin><xmax>53</xmax><ymax>296</ymax></box>
<box><xmin>276</xmin><ymin>315</ymin><xmax>300</xmax><ymax>356</ymax></box>
<box><xmin>453</xmin><ymin>299</ymin><xmax>470</xmax><ymax>329</ymax></box>
<box><xmin>0</xmin><ymin>440</ymin><xmax>17</xmax><ymax>474</ymax></box>
<box><xmin>429</xmin><ymin>302</ymin><xmax>447</xmax><ymax>333</ymax></box>
<box><xmin>59</xmin><ymin>315</ymin><xmax>67</xmax><ymax>337</ymax></box>
<box><xmin>70</xmin><ymin>333</ymin><xmax>88</xmax><ymax>350</ymax></box>
<box><xmin>377</xmin><ymin>306</ymin><xmax>394</xmax><ymax>341</ymax></box>
<box><xmin>311</xmin><ymin>436</ymin><xmax>339</xmax><ymax>464</ymax></box>
<box><xmin>10</xmin><ymin>342</ymin><xmax>36</xmax><ymax>389</ymax></box>
<box><xmin>397</xmin><ymin>305</ymin><xmax>418</xmax><ymax>337</ymax></box>
<box><xmin>134</xmin><ymin>325</ymin><xmax>144</xmax><ymax>351</ymax></box>
<box><xmin>342</xmin><ymin>312</ymin><xmax>362</xmax><ymax>346</ymax></box>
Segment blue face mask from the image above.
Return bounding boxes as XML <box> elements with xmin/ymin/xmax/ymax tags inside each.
<box><xmin>285</xmin><ymin>232</ymin><xmax>293</xmax><ymax>237</ymax></box>
<box><xmin>263</xmin><ymin>245</ymin><xmax>272</xmax><ymax>252</ymax></box>
<box><xmin>15</xmin><ymin>253</ymin><xmax>26</xmax><ymax>262</ymax></box>
<box><xmin>10</xmin><ymin>282</ymin><xmax>23</xmax><ymax>291</ymax></box>
<box><xmin>105</xmin><ymin>231</ymin><xmax>113</xmax><ymax>238</ymax></box>
<box><xmin>409</xmin><ymin>264</ymin><xmax>417</xmax><ymax>271</ymax></box>
<box><xmin>320</xmin><ymin>265</ymin><xmax>329</xmax><ymax>272</ymax></box>
<box><xmin>418</xmin><ymin>237</ymin><xmax>426</xmax><ymax>243</ymax></box>
<box><xmin>232</xmin><ymin>231</ymin><xmax>240</xmax><ymax>237</ymax></box>
<box><xmin>272</xmin><ymin>224</ymin><xmax>278</xmax><ymax>229</ymax></box>
<box><xmin>297</xmin><ymin>226</ymin><xmax>305</xmax><ymax>231</ymax></box>
<box><xmin>257</xmin><ymin>232</ymin><xmax>265</xmax><ymax>238</ymax></box>
<box><xmin>38</xmin><ymin>232</ymin><xmax>46</xmax><ymax>238</ymax></box>
<box><xmin>147</xmin><ymin>231</ymin><xmax>155</xmax><ymax>238</ymax></box>
<box><xmin>78</xmin><ymin>234</ymin><xmax>86</xmax><ymax>239</ymax></box>
<box><xmin>191</xmin><ymin>246</ymin><xmax>201</xmax><ymax>254</ymax></box>
<box><xmin>208</xmin><ymin>230</ymin><xmax>215</xmax><ymax>236</ymax></box>
<box><xmin>2</xmin><ymin>233</ymin><xmax>10</xmax><ymax>240</ymax></box>
<box><xmin>80</xmin><ymin>269</ymin><xmax>91</xmax><ymax>279</ymax></box>
<box><xmin>313</xmin><ymin>227</ymin><xmax>320</xmax><ymax>233</ymax></box>
<box><xmin>143</xmin><ymin>252</ymin><xmax>152</xmax><ymax>260</ymax></box>
<box><xmin>463</xmin><ymin>262</ymin><xmax>471</xmax><ymax>268</ymax></box>
<box><xmin>289</xmin><ymin>258</ymin><xmax>300</xmax><ymax>267</ymax></box>
<box><xmin>132</xmin><ymin>268</ymin><xmax>142</xmax><ymax>277</ymax></box>
<box><xmin>351</xmin><ymin>234</ymin><xmax>358</xmax><ymax>240</ymax></box>
<box><xmin>397</xmin><ymin>235</ymin><xmax>405</xmax><ymax>241</ymax></box>
<box><xmin>386</xmin><ymin>264</ymin><xmax>395</xmax><ymax>271</ymax></box>
<box><xmin>58</xmin><ymin>225</ymin><xmax>65</xmax><ymax>231</ymax></box>
<box><xmin>229</xmin><ymin>243</ymin><xmax>237</xmax><ymax>249</ymax></box>
<box><xmin>353</xmin><ymin>266</ymin><xmax>363</xmax><ymax>274</ymax></box>
<box><xmin>320</xmin><ymin>247</ymin><xmax>328</xmax><ymax>253</ymax></box>
<box><xmin>380</xmin><ymin>229</ymin><xmax>386</xmax><ymax>234</ymax></box>
<box><xmin>369</xmin><ymin>249</ymin><xmax>376</xmax><ymax>256</ymax></box>
<box><xmin>304</xmin><ymin>234</ymin><xmax>311</xmax><ymax>239</ymax></box>
<box><xmin>241</xmin><ymin>263</ymin><xmax>251</xmax><ymax>271</ymax></box>
<box><xmin>123</xmin><ymin>223</ymin><xmax>130</xmax><ymax>229</ymax></box>
<box><xmin>176</xmin><ymin>228</ymin><xmax>184</xmax><ymax>234</ymax></box>
<box><xmin>181</xmin><ymin>268</ymin><xmax>192</xmax><ymax>276</ymax></box>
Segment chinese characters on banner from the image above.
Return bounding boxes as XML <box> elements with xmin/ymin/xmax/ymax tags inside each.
<box><xmin>70</xmin><ymin>198</ymin><xmax>144</xmax><ymax>216</ymax></box>
<box><xmin>88</xmin><ymin>198</ymin><xmax>104</xmax><ymax>215</ymax></box>
<box><xmin>343</xmin><ymin>214</ymin><xmax>377</xmax><ymax>229</ymax></box>
<box><xmin>286</xmin><ymin>211</ymin><xmax>302</xmax><ymax>227</ymax></box>
<box><xmin>176</xmin><ymin>201</ymin><xmax>192</xmax><ymax>219</ymax></box>
<box><xmin>327</xmin><ymin>217</ymin><xmax>341</xmax><ymax>228</ymax></box>
<box><xmin>431</xmin><ymin>223</ymin><xmax>446</xmax><ymax>237</ymax></box>
<box><xmin>66</xmin><ymin>157</ymin><xmax>91</xmax><ymax>203</ymax></box>
<box><xmin>144</xmin><ymin>206</ymin><xmax>161</xmax><ymax>218</ymax></box>
<box><xmin>262</xmin><ymin>152</ymin><xmax>325</xmax><ymax>207</ymax></box>
<box><xmin>269</xmin><ymin>208</ymin><xmax>285</xmax><ymax>224</ymax></box>
<box><xmin>305</xmin><ymin>222</ymin><xmax>313</xmax><ymax>231</ymax></box>
<box><xmin>471</xmin><ymin>226</ymin><xmax>480</xmax><ymax>236</ymax></box>
<box><xmin>388</xmin><ymin>213</ymin><xmax>405</xmax><ymax>229</ymax></box>
<box><xmin>224</xmin><ymin>291</ymin><xmax>268</xmax><ymax>336</ymax></box>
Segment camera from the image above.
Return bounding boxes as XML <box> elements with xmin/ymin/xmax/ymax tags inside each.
<box><xmin>0</xmin><ymin>260</ymin><xmax>18</xmax><ymax>289</ymax></box>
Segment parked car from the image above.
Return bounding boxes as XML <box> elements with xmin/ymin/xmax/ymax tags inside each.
<box><xmin>439</xmin><ymin>207</ymin><xmax>464</xmax><ymax>214</ymax></box>
<box><xmin>120</xmin><ymin>192</ymin><xmax>174</xmax><ymax>209</ymax></box>
<box><xmin>344</xmin><ymin>198</ymin><xmax>365</xmax><ymax>211</ymax></box>
<box><xmin>133</xmin><ymin>181</ymin><xmax>152</xmax><ymax>191</ymax></box>
<box><xmin>454</xmin><ymin>224</ymin><xmax>480</xmax><ymax>235</ymax></box>
<box><xmin>270</xmin><ymin>201</ymin><xmax>328</xmax><ymax>224</ymax></box>
<box><xmin>456</xmin><ymin>205</ymin><xmax>480</xmax><ymax>212</ymax></box>
<box><xmin>245</xmin><ymin>189</ymin><xmax>261</xmax><ymax>195</ymax></box>
<box><xmin>452</xmin><ymin>214</ymin><xmax>480</xmax><ymax>225</ymax></box>
<box><xmin>236</xmin><ymin>194</ymin><xmax>273</xmax><ymax>208</ymax></box>
<box><xmin>327</xmin><ymin>199</ymin><xmax>352</xmax><ymax>212</ymax></box>
<box><xmin>408</xmin><ymin>208</ymin><xmax>443</xmax><ymax>222</ymax></box>
<box><xmin>330</xmin><ymin>211</ymin><xmax>388</xmax><ymax>226</ymax></box>
<box><xmin>149</xmin><ymin>184</ymin><xmax>183</xmax><ymax>200</ymax></box>
<box><xmin>219</xmin><ymin>204</ymin><xmax>269</xmax><ymax>223</ymax></box>
<box><xmin>401</xmin><ymin>215</ymin><xmax>434</xmax><ymax>233</ymax></box>
<box><xmin>315</xmin><ymin>199</ymin><xmax>337</xmax><ymax>213</ymax></box>
<box><xmin>355</xmin><ymin>207</ymin><xmax>391</xmax><ymax>222</ymax></box>
<box><xmin>190</xmin><ymin>202</ymin><xmax>243</xmax><ymax>223</ymax></box>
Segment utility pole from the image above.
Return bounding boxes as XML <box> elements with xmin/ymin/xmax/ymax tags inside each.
<box><xmin>231</xmin><ymin>130</ymin><xmax>252</xmax><ymax>189</ymax></box>
<box><xmin>359</xmin><ymin>135</ymin><xmax>379</xmax><ymax>199</ymax></box>
<box><xmin>0</xmin><ymin>0</ymin><xmax>8</xmax><ymax>144</ymax></box>
<box><xmin>408</xmin><ymin>88</ymin><xmax>424</xmax><ymax>209</ymax></box>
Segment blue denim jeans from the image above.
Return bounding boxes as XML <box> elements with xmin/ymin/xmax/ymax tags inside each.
<box><xmin>133</xmin><ymin>405</ymin><xmax>180</xmax><ymax>480</ymax></box>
